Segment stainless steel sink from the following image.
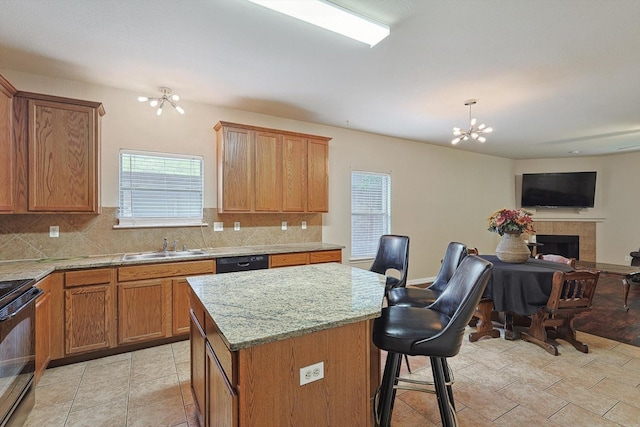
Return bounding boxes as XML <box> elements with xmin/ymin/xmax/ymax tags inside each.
<box><xmin>122</xmin><ymin>250</ymin><xmax>208</xmax><ymax>261</ymax></box>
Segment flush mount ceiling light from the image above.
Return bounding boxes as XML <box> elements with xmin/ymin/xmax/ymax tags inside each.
<box><xmin>451</xmin><ymin>99</ymin><xmax>493</xmax><ymax>145</ymax></box>
<box><xmin>137</xmin><ymin>87</ymin><xmax>185</xmax><ymax>116</ymax></box>
<box><xmin>247</xmin><ymin>0</ymin><xmax>390</xmax><ymax>47</ymax></box>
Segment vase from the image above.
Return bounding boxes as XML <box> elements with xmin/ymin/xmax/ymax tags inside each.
<box><xmin>495</xmin><ymin>231</ymin><xmax>530</xmax><ymax>263</ymax></box>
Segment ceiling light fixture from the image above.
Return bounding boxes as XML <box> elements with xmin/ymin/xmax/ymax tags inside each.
<box><xmin>137</xmin><ymin>87</ymin><xmax>185</xmax><ymax>116</ymax></box>
<box><xmin>247</xmin><ymin>0</ymin><xmax>390</xmax><ymax>47</ymax></box>
<box><xmin>451</xmin><ymin>99</ymin><xmax>493</xmax><ymax>145</ymax></box>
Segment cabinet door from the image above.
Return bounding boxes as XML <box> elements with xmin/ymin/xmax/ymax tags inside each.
<box><xmin>172</xmin><ymin>278</ymin><xmax>191</xmax><ymax>336</ymax></box>
<box><xmin>28</xmin><ymin>99</ymin><xmax>98</xmax><ymax>212</ymax></box>
<box><xmin>190</xmin><ymin>309</ymin><xmax>207</xmax><ymax>427</ymax></box>
<box><xmin>0</xmin><ymin>76</ymin><xmax>16</xmax><ymax>212</ymax></box>
<box><xmin>118</xmin><ymin>278</ymin><xmax>172</xmax><ymax>344</ymax></box>
<box><xmin>254</xmin><ymin>130</ymin><xmax>281</xmax><ymax>212</ymax></box>
<box><xmin>206</xmin><ymin>342</ymin><xmax>238</xmax><ymax>427</ymax></box>
<box><xmin>65</xmin><ymin>284</ymin><xmax>113</xmax><ymax>354</ymax></box>
<box><xmin>282</xmin><ymin>135</ymin><xmax>307</xmax><ymax>212</ymax></box>
<box><xmin>218</xmin><ymin>126</ymin><xmax>252</xmax><ymax>212</ymax></box>
<box><xmin>35</xmin><ymin>281</ymin><xmax>51</xmax><ymax>384</ymax></box>
<box><xmin>307</xmin><ymin>138</ymin><xmax>329</xmax><ymax>212</ymax></box>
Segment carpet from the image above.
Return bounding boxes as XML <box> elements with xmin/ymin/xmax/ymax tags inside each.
<box><xmin>574</xmin><ymin>274</ymin><xmax>640</xmax><ymax>346</ymax></box>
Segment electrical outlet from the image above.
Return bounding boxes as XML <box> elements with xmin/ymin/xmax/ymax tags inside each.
<box><xmin>213</xmin><ymin>222</ymin><xmax>224</xmax><ymax>232</ymax></box>
<box><xmin>625</xmin><ymin>255</ymin><xmax>632</xmax><ymax>262</ymax></box>
<box><xmin>49</xmin><ymin>226</ymin><xmax>59</xmax><ymax>238</ymax></box>
<box><xmin>234</xmin><ymin>222</ymin><xmax>240</xmax><ymax>231</ymax></box>
<box><xmin>301</xmin><ymin>221</ymin><xmax>307</xmax><ymax>230</ymax></box>
<box><xmin>300</xmin><ymin>361</ymin><xmax>324</xmax><ymax>386</ymax></box>
<box><xmin>281</xmin><ymin>221</ymin><xmax>287</xmax><ymax>231</ymax></box>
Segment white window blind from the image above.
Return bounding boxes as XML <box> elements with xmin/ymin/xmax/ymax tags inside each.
<box><xmin>351</xmin><ymin>171</ymin><xmax>391</xmax><ymax>259</ymax></box>
<box><xmin>118</xmin><ymin>150</ymin><xmax>204</xmax><ymax>227</ymax></box>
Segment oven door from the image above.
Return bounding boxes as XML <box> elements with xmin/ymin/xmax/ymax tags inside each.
<box><xmin>0</xmin><ymin>287</ymin><xmax>41</xmax><ymax>427</ymax></box>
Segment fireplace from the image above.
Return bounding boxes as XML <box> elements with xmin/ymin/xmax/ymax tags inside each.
<box><xmin>536</xmin><ymin>235</ymin><xmax>580</xmax><ymax>259</ymax></box>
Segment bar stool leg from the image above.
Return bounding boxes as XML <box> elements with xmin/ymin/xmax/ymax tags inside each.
<box><xmin>377</xmin><ymin>352</ymin><xmax>402</xmax><ymax>427</ymax></box>
<box><xmin>441</xmin><ymin>357</ymin><xmax>455</xmax><ymax>411</ymax></box>
<box><xmin>431</xmin><ymin>357</ymin><xmax>455</xmax><ymax>427</ymax></box>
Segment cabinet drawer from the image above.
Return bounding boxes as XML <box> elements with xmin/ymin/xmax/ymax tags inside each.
<box><xmin>206</xmin><ymin>314</ymin><xmax>236</xmax><ymax>384</ymax></box>
<box><xmin>270</xmin><ymin>253</ymin><xmax>309</xmax><ymax>268</ymax></box>
<box><xmin>118</xmin><ymin>260</ymin><xmax>215</xmax><ymax>282</ymax></box>
<box><xmin>65</xmin><ymin>268</ymin><xmax>113</xmax><ymax>287</ymax></box>
<box><xmin>309</xmin><ymin>249</ymin><xmax>342</xmax><ymax>264</ymax></box>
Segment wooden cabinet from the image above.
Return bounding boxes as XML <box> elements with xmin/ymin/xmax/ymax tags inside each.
<box><xmin>0</xmin><ymin>75</ymin><xmax>17</xmax><ymax>212</ymax></box>
<box><xmin>173</xmin><ymin>278</ymin><xmax>191</xmax><ymax>335</ymax></box>
<box><xmin>11</xmin><ymin>91</ymin><xmax>104</xmax><ymax>213</ymax></box>
<box><xmin>269</xmin><ymin>249</ymin><xmax>342</xmax><ymax>268</ymax></box>
<box><xmin>117</xmin><ymin>278</ymin><xmax>172</xmax><ymax>344</ymax></box>
<box><xmin>64</xmin><ymin>268</ymin><xmax>116</xmax><ymax>355</ymax></box>
<box><xmin>215</xmin><ymin>122</ymin><xmax>330</xmax><ymax>213</ymax></box>
<box><xmin>190</xmin><ymin>294</ymin><xmax>207</xmax><ymax>427</ymax></box>
<box><xmin>117</xmin><ymin>260</ymin><xmax>215</xmax><ymax>344</ymax></box>
<box><xmin>35</xmin><ymin>275</ymin><xmax>52</xmax><ymax>384</ymax></box>
<box><xmin>206</xmin><ymin>341</ymin><xmax>238</xmax><ymax>427</ymax></box>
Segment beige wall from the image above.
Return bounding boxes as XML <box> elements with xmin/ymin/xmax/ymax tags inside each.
<box><xmin>22</xmin><ymin>69</ymin><xmax>640</xmax><ymax>281</ymax></box>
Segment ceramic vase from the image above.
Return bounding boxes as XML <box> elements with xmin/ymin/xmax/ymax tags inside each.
<box><xmin>495</xmin><ymin>231</ymin><xmax>530</xmax><ymax>263</ymax></box>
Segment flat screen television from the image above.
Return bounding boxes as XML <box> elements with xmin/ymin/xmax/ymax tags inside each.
<box><xmin>521</xmin><ymin>171</ymin><xmax>597</xmax><ymax>208</ymax></box>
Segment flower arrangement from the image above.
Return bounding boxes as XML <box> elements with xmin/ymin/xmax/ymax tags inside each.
<box><xmin>487</xmin><ymin>208</ymin><xmax>536</xmax><ymax>236</ymax></box>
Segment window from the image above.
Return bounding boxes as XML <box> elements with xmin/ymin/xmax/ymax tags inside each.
<box><xmin>351</xmin><ymin>171</ymin><xmax>391</xmax><ymax>259</ymax></box>
<box><xmin>117</xmin><ymin>150</ymin><xmax>204</xmax><ymax>228</ymax></box>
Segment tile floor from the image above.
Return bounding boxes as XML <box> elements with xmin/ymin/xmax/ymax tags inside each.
<box><xmin>26</xmin><ymin>329</ymin><xmax>640</xmax><ymax>426</ymax></box>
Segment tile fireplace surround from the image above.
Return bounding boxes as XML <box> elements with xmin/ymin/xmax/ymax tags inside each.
<box><xmin>528</xmin><ymin>221</ymin><xmax>596</xmax><ymax>262</ymax></box>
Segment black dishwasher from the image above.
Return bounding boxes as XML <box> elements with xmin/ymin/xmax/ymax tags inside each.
<box><xmin>216</xmin><ymin>255</ymin><xmax>269</xmax><ymax>274</ymax></box>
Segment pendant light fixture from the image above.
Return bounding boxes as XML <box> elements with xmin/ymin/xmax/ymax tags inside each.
<box><xmin>451</xmin><ymin>99</ymin><xmax>492</xmax><ymax>144</ymax></box>
<box><xmin>138</xmin><ymin>87</ymin><xmax>185</xmax><ymax>116</ymax></box>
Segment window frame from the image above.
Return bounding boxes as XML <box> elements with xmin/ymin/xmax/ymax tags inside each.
<box><xmin>350</xmin><ymin>170</ymin><xmax>392</xmax><ymax>261</ymax></box>
<box><xmin>116</xmin><ymin>149</ymin><xmax>206</xmax><ymax>229</ymax></box>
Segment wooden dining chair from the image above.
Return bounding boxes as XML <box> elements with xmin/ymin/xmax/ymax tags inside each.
<box><xmin>535</xmin><ymin>253</ymin><xmax>576</xmax><ymax>267</ymax></box>
<box><xmin>468</xmin><ymin>248</ymin><xmax>501</xmax><ymax>341</ymax></box>
<box><xmin>520</xmin><ymin>269</ymin><xmax>600</xmax><ymax>355</ymax></box>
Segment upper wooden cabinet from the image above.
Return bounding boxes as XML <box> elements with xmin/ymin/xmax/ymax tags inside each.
<box><xmin>11</xmin><ymin>91</ymin><xmax>104</xmax><ymax>213</ymax></box>
<box><xmin>0</xmin><ymin>75</ymin><xmax>17</xmax><ymax>212</ymax></box>
<box><xmin>215</xmin><ymin>122</ymin><xmax>330</xmax><ymax>213</ymax></box>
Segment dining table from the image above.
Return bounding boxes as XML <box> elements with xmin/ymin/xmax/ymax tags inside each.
<box><xmin>475</xmin><ymin>254</ymin><xmax>574</xmax><ymax>340</ymax></box>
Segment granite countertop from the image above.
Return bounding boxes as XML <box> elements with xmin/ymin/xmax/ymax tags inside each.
<box><xmin>187</xmin><ymin>263</ymin><xmax>386</xmax><ymax>351</ymax></box>
<box><xmin>0</xmin><ymin>242</ymin><xmax>344</xmax><ymax>282</ymax></box>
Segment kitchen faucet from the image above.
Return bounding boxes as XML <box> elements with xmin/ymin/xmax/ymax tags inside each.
<box><xmin>162</xmin><ymin>237</ymin><xmax>168</xmax><ymax>252</ymax></box>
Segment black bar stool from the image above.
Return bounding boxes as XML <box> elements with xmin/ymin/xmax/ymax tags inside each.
<box><xmin>372</xmin><ymin>255</ymin><xmax>493</xmax><ymax>427</ymax></box>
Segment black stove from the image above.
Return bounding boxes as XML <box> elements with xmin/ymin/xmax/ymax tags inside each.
<box><xmin>0</xmin><ymin>279</ymin><xmax>35</xmax><ymax>308</ymax></box>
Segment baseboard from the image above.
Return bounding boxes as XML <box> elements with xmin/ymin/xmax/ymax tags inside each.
<box><xmin>407</xmin><ymin>276</ymin><xmax>436</xmax><ymax>287</ymax></box>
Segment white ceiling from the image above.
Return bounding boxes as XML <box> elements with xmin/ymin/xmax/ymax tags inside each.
<box><xmin>1</xmin><ymin>0</ymin><xmax>639</xmax><ymax>159</ymax></box>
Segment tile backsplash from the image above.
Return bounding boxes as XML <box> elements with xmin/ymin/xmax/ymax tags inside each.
<box><xmin>0</xmin><ymin>208</ymin><xmax>323</xmax><ymax>261</ymax></box>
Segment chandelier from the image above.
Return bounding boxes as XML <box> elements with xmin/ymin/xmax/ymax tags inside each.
<box><xmin>451</xmin><ymin>99</ymin><xmax>492</xmax><ymax>144</ymax></box>
<box><xmin>137</xmin><ymin>87</ymin><xmax>185</xmax><ymax>116</ymax></box>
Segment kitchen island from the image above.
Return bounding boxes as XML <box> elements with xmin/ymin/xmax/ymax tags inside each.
<box><xmin>187</xmin><ymin>263</ymin><xmax>386</xmax><ymax>427</ymax></box>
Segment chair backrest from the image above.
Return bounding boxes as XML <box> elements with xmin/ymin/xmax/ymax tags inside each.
<box><xmin>535</xmin><ymin>253</ymin><xmax>576</xmax><ymax>267</ymax></box>
<box><xmin>547</xmin><ymin>270</ymin><xmax>600</xmax><ymax>313</ymax></box>
<box><xmin>428</xmin><ymin>242</ymin><xmax>468</xmax><ymax>292</ymax></box>
<box><xmin>413</xmin><ymin>255</ymin><xmax>493</xmax><ymax>357</ymax></box>
<box><xmin>369</xmin><ymin>235</ymin><xmax>410</xmax><ymax>289</ymax></box>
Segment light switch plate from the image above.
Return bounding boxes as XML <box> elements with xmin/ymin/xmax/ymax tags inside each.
<box><xmin>301</xmin><ymin>221</ymin><xmax>307</xmax><ymax>230</ymax></box>
<box><xmin>49</xmin><ymin>226</ymin><xmax>59</xmax><ymax>238</ymax></box>
<box><xmin>281</xmin><ymin>221</ymin><xmax>287</xmax><ymax>231</ymax></box>
<box><xmin>213</xmin><ymin>222</ymin><xmax>224</xmax><ymax>232</ymax></box>
<box><xmin>234</xmin><ymin>222</ymin><xmax>240</xmax><ymax>231</ymax></box>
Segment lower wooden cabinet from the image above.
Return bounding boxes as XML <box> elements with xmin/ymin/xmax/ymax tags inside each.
<box><xmin>190</xmin><ymin>296</ymin><xmax>207</xmax><ymax>427</ymax></box>
<box><xmin>118</xmin><ymin>278</ymin><xmax>172</xmax><ymax>344</ymax></box>
<box><xmin>173</xmin><ymin>278</ymin><xmax>191</xmax><ymax>335</ymax></box>
<box><xmin>35</xmin><ymin>276</ymin><xmax>51</xmax><ymax>384</ymax></box>
<box><xmin>270</xmin><ymin>249</ymin><xmax>342</xmax><ymax>268</ymax></box>
<box><xmin>206</xmin><ymin>341</ymin><xmax>238</xmax><ymax>427</ymax></box>
<box><xmin>64</xmin><ymin>268</ymin><xmax>116</xmax><ymax>355</ymax></box>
